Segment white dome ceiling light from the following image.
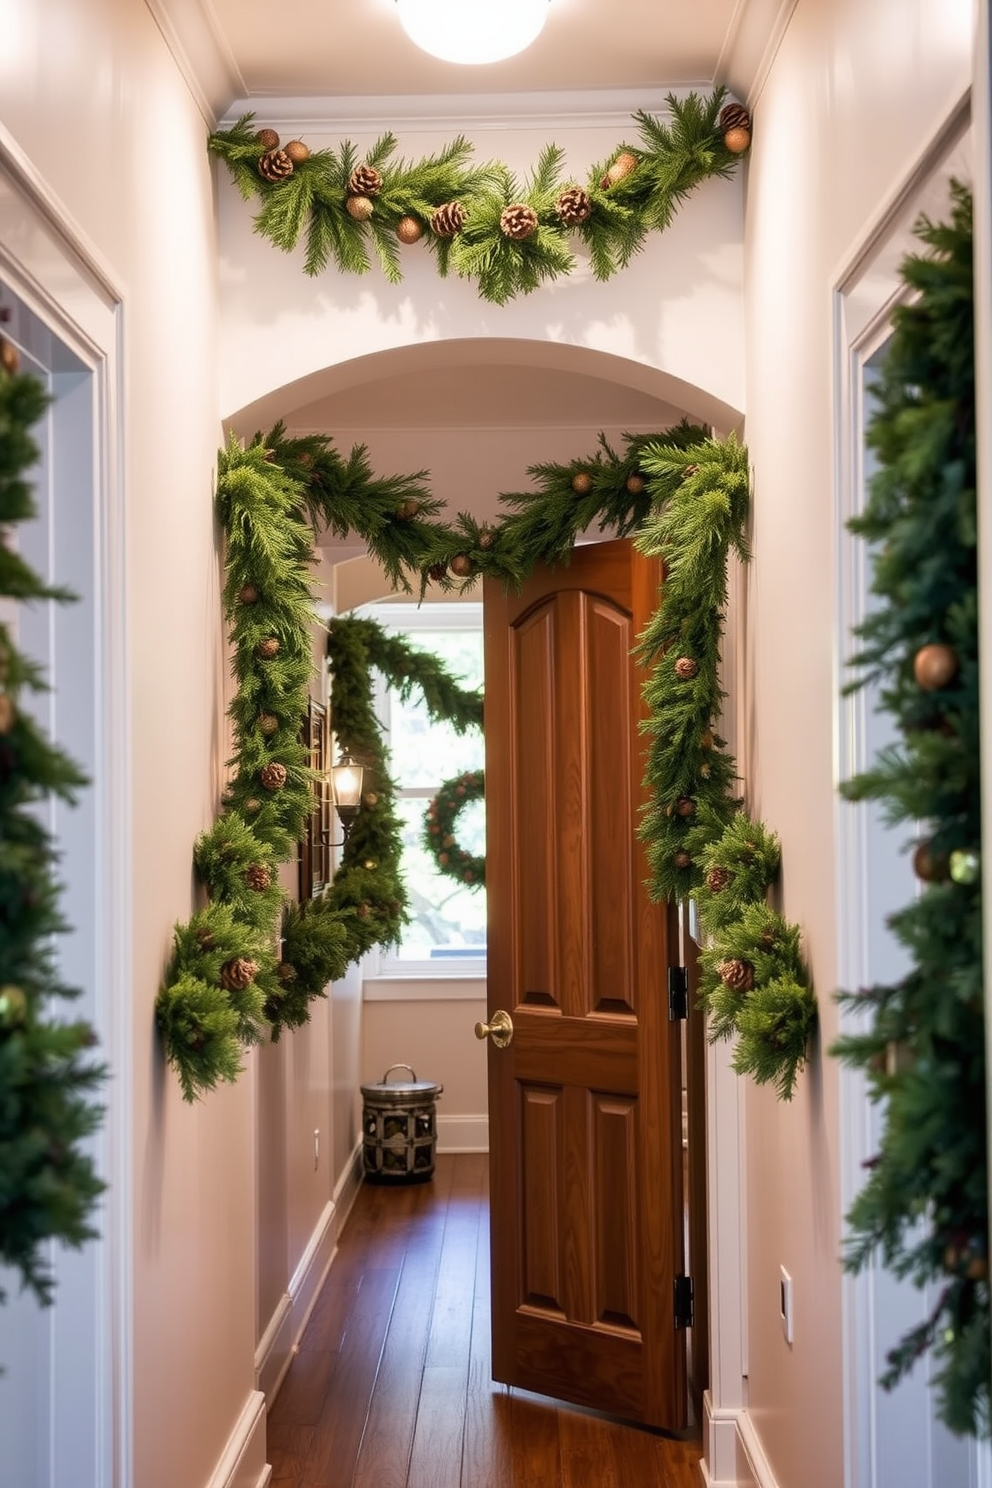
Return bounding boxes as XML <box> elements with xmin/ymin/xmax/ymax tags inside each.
<box><xmin>394</xmin><ymin>0</ymin><xmax>551</xmax><ymax>65</ymax></box>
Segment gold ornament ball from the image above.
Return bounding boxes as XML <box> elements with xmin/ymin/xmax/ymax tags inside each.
<box><xmin>363</xmin><ymin>859</ymin><xmax>377</xmax><ymax>871</ymax></box>
<box><xmin>914</xmin><ymin>642</ymin><xmax>958</xmax><ymax>691</ymax></box>
<box><xmin>283</xmin><ymin>139</ymin><xmax>310</xmax><ymax>164</ymax></box>
<box><xmin>626</xmin><ymin>473</ymin><xmax>646</xmax><ymax>495</ymax></box>
<box><xmin>257</xmin><ymin>636</ymin><xmax>280</xmax><ymax>659</ymax></box>
<box><xmin>0</xmin><ymin>337</ymin><xmax>20</xmax><ymax>376</ymax></box>
<box><xmin>950</xmin><ymin>848</ymin><xmax>980</xmax><ymax>885</ymax></box>
<box><xmin>912</xmin><ymin>841</ymin><xmax>948</xmax><ymax>882</ymax></box>
<box><xmin>255</xmin><ymin>127</ymin><xmax>280</xmax><ymax>150</ymax></box>
<box><xmin>396</xmin><ymin>215</ymin><xmax>424</xmax><ymax>245</ymax></box>
<box><xmin>571</xmin><ymin>471</ymin><xmax>593</xmax><ymax>495</ymax></box>
<box><xmin>673</xmin><ymin>850</ymin><xmax>692</xmax><ymax>870</ymax></box>
<box><xmin>676</xmin><ymin>797</ymin><xmax>696</xmax><ymax>817</ymax></box>
<box><xmin>346</xmin><ymin>195</ymin><xmax>374</xmax><ymax>221</ymax></box>
<box><xmin>363</xmin><ymin>791</ymin><xmax>379</xmax><ymax>808</ymax></box>
<box><xmin>258</xmin><ymin>712</ymin><xmax>279</xmax><ymax>735</ymax></box>
<box><xmin>602</xmin><ymin>150</ymin><xmax>639</xmax><ymax>188</ymax></box>
<box><xmin>723</xmin><ymin>126</ymin><xmax>751</xmax><ymax>154</ymax></box>
<box><xmin>244</xmin><ymin>797</ymin><xmax>262</xmax><ymax>814</ymax></box>
<box><xmin>396</xmin><ymin>498</ymin><xmax>421</xmax><ymax>520</ymax></box>
<box><xmin>0</xmin><ymin>694</ymin><xmax>16</xmax><ymax>735</ymax></box>
<box><xmin>450</xmin><ymin>554</ymin><xmax>474</xmax><ymax>579</ymax></box>
<box><xmin>0</xmin><ymin>984</ymin><xmax>27</xmax><ymax>1027</ymax></box>
<box><xmin>238</xmin><ymin>582</ymin><xmax>259</xmax><ymax>605</ymax></box>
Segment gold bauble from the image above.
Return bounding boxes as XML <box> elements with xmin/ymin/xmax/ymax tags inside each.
<box><xmin>571</xmin><ymin>472</ymin><xmax>593</xmax><ymax>495</ymax></box>
<box><xmin>723</xmin><ymin>126</ymin><xmax>751</xmax><ymax>155</ymax></box>
<box><xmin>254</xmin><ymin>128</ymin><xmax>280</xmax><ymax>151</ymax></box>
<box><xmin>345</xmin><ymin>195</ymin><xmax>374</xmax><ymax>221</ymax></box>
<box><xmin>913</xmin><ymin>642</ymin><xmax>958</xmax><ymax>691</ymax></box>
<box><xmin>626</xmin><ymin>473</ymin><xmax>646</xmax><ymax>495</ymax></box>
<box><xmin>396</xmin><ymin>215</ymin><xmax>424</xmax><ymax>244</ymax></box>
<box><xmin>283</xmin><ymin>140</ymin><xmax>310</xmax><ymax>164</ymax></box>
<box><xmin>0</xmin><ymin>694</ymin><xmax>16</xmax><ymax>735</ymax></box>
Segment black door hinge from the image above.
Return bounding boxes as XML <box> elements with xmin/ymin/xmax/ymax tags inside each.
<box><xmin>668</xmin><ymin>965</ymin><xmax>689</xmax><ymax>1021</ymax></box>
<box><xmin>674</xmin><ymin>1274</ymin><xmax>694</xmax><ymax>1329</ymax></box>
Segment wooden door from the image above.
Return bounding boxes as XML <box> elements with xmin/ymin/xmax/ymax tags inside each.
<box><xmin>483</xmin><ymin>539</ymin><xmax>686</xmax><ymax>1429</ymax></box>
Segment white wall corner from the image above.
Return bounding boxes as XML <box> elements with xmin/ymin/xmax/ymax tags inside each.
<box><xmin>715</xmin><ymin>0</ymin><xmax>799</xmax><ymax>110</ymax></box>
<box><xmin>143</xmin><ymin>0</ymin><xmax>244</xmax><ymax>123</ymax></box>
<box><xmin>436</xmin><ymin>1113</ymin><xmax>489</xmax><ymax>1153</ymax></box>
<box><xmin>204</xmin><ymin>1390</ymin><xmax>268</xmax><ymax>1488</ymax></box>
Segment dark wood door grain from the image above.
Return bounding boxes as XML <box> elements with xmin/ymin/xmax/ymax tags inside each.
<box><xmin>484</xmin><ymin>541</ymin><xmax>686</xmax><ymax>1430</ymax></box>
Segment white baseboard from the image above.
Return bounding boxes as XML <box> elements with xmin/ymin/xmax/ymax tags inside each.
<box><xmin>205</xmin><ymin>1389</ymin><xmax>268</xmax><ymax>1488</ymax></box>
<box><xmin>436</xmin><ymin>1113</ymin><xmax>489</xmax><ymax>1152</ymax></box>
<box><xmin>255</xmin><ymin>1140</ymin><xmax>365</xmax><ymax>1406</ymax></box>
<box><xmin>699</xmin><ymin>1398</ymin><xmax>781</xmax><ymax>1488</ymax></box>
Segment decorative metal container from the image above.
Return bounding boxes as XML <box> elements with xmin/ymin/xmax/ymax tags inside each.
<box><xmin>361</xmin><ymin>1064</ymin><xmax>444</xmax><ymax>1182</ymax></box>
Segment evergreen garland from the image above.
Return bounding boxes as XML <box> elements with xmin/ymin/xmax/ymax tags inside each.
<box><xmin>830</xmin><ymin>185</ymin><xmax>987</xmax><ymax>1437</ymax></box>
<box><xmin>159</xmin><ymin>417</ymin><xmax>812</xmax><ymax>1109</ymax></box>
<box><xmin>0</xmin><ymin>352</ymin><xmax>105</xmax><ymax>1303</ymax></box>
<box><xmin>423</xmin><ymin>771</ymin><xmax>486</xmax><ymax>888</ymax></box>
<box><xmin>208</xmin><ymin>92</ymin><xmax>748</xmax><ymax>305</ymax></box>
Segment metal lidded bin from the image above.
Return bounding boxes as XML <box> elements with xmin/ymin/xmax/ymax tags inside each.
<box><xmin>361</xmin><ymin>1064</ymin><xmax>444</xmax><ymax>1182</ymax></box>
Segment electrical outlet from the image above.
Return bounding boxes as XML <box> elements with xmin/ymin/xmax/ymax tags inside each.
<box><xmin>314</xmin><ymin>1128</ymin><xmax>320</xmax><ymax>1170</ymax></box>
<box><xmin>780</xmin><ymin>1265</ymin><xmax>793</xmax><ymax>1345</ymax></box>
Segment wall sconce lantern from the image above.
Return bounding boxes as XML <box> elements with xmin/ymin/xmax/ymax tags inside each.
<box><xmin>330</xmin><ymin>753</ymin><xmax>365</xmax><ymax>842</ymax></box>
<box><xmin>394</xmin><ymin>0</ymin><xmax>550</xmax><ymax>65</ymax></box>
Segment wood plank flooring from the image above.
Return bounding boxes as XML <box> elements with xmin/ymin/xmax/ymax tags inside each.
<box><xmin>267</xmin><ymin>1153</ymin><xmax>703</xmax><ymax>1488</ymax></box>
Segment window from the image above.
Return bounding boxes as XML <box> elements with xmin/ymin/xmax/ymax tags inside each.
<box><xmin>360</xmin><ymin>601</ymin><xmax>486</xmax><ymax>976</ymax></box>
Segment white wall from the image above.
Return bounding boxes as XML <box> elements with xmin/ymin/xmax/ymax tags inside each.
<box><xmin>0</xmin><ymin>3</ymin><xmax>266</xmax><ymax>1485</ymax></box>
<box><xmin>736</xmin><ymin>2</ymin><xmax>973</xmax><ymax>1485</ymax></box>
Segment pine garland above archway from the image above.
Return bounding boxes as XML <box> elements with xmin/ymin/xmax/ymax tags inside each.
<box><xmin>207</xmin><ymin>91</ymin><xmax>750</xmax><ymax>306</ymax></box>
<box><xmin>157</xmin><ymin>417</ymin><xmax>815</xmax><ymax>1108</ymax></box>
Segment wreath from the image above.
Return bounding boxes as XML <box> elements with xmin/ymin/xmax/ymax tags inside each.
<box><xmin>423</xmin><ymin>771</ymin><xmax>486</xmax><ymax>888</ymax></box>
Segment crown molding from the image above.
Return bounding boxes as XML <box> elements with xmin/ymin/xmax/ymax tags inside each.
<box><xmin>217</xmin><ymin>85</ymin><xmax>713</xmax><ymax>135</ymax></box>
<box><xmin>715</xmin><ymin>0</ymin><xmax>799</xmax><ymax>107</ymax></box>
<box><xmin>143</xmin><ymin>0</ymin><xmax>245</xmax><ymax>124</ymax></box>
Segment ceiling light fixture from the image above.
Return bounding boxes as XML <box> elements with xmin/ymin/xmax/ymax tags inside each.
<box><xmin>394</xmin><ymin>0</ymin><xmax>550</xmax><ymax>65</ymax></box>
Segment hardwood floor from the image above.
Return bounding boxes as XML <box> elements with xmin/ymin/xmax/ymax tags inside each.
<box><xmin>267</xmin><ymin>1154</ymin><xmax>703</xmax><ymax>1488</ymax></box>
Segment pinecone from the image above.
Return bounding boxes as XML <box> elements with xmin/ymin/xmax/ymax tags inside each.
<box><xmin>245</xmin><ymin>864</ymin><xmax>272</xmax><ymax>892</ymax></box>
<box><xmin>450</xmin><ymin>554</ymin><xmax>474</xmax><ymax>578</ymax></box>
<box><xmin>258</xmin><ymin>149</ymin><xmax>294</xmax><ymax>183</ymax></box>
<box><xmin>258</xmin><ymin>712</ymin><xmax>279</xmax><ymax>735</ymax></box>
<box><xmin>238</xmin><ymin>583</ymin><xmax>259</xmax><ymax>605</ymax></box>
<box><xmin>277</xmin><ymin>961</ymin><xmax>297</xmax><ymax>983</ymax></box>
<box><xmin>676</xmin><ymin>797</ymin><xmax>696</xmax><ymax>817</ymax></box>
<box><xmin>719</xmin><ymin>103</ymin><xmax>751</xmax><ymax>135</ymax></box>
<box><xmin>673</xmin><ymin>851</ymin><xmax>692</xmax><ymax>870</ymax></box>
<box><xmin>430</xmin><ymin>201</ymin><xmax>466</xmax><ymax>237</ymax></box>
<box><xmin>396</xmin><ymin>498</ymin><xmax>421</xmax><ymax>520</ymax></box>
<box><xmin>257</xmin><ymin>636</ymin><xmax>280</xmax><ymax>659</ymax></box>
<box><xmin>254</xmin><ymin>128</ymin><xmax>280</xmax><ymax>150</ymax></box>
<box><xmin>718</xmin><ymin>958</ymin><xmax>754</xmax><ymax>992</ymax></box>
<box><xmin>244</xmin><ymin>797</ymin><xmax>262</xmax><ymax>814</ymax></box>
<box><xmin>348</xmin><ymin>164</ymin><xmax>382</xmax><ymax>197</ymax></box>
<box><xmin>220</xmin><ymin>957</ymin><xmax>259</xmax><ymax>992</ymax></box>
<box><xmin>675</xmin><ymin>656</ymin><xmax>698</xmax><ymax>680</ymax></box>
<box><xmin>0</xmin><ymin>694</ymin><xmax>16</xmax><ymax>735</ymax></box>
<box><xmin>556</xmin><ymin>186</ymin><xmax>592</xmax><ymax>225</ymax></box>
<box><xmin>706</xmin><ymin>866</ymin><xmax>732</xmax><ymax>893</ymax></box>
<box><xmin>427</xmin><ymin>562</ymin><xmax>448</xmax><ymax>583</ymax></box>
<box><xmin>0</xmin><ymin>337</ymin><xmax>20</xmax><ymax>376</ymax></box>
<box><xmin>500</xmin><ymin>204</ymin><xmax>539</xmax><ymax>240</ymax></box>
<box><xmin>478</xmin><ymin>526</ymin><xmax>496</xmax><ymax>550</ymax></box>
<box><xmin>260</xmin><ymin>761</ymin><xmax>287</xmax><ymax>791</ymax></box>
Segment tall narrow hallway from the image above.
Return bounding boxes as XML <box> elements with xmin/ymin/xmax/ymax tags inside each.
<box><xmin>266</xmin><ymin>1154</ymin><xmax>703</xmax><ymax>1487</ymax></box>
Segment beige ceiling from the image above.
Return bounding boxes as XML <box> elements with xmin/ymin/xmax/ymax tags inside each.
<box><xmin>205</xmin><ymin>0</ymin><xmax>750</xmax><ymax>103</ymax></box>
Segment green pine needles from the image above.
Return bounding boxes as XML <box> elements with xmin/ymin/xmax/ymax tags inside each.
<box><xmin>0</xmin><ymin>357</ymin><xmax>105</xmax><ymax>1304</ymax></box>
<box><xmin>159</xmin><ymin>416</ymin><xmax>813</xmax><ymax>1110</ymax></box>
<box><xmin>208</xmin><ymin>91</ymin><xmax>746</xmax><ymax>305</ymax></box>
<box><xmin>830</xmin><ymin>184</ymin><xmax>988</xmax><ymax>1436</ymax></box>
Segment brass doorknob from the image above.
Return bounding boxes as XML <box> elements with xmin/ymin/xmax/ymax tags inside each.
<box><xmin>474</xmin><ymin>1009</ymin><xmax>514</xmax><ymax>1049</ymax></box>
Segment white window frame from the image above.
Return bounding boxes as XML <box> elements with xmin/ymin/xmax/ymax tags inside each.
<box><xmin>357</xmin><ymin>599</ymin><xmax>488</xmax><ymax>984</ymax></box>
